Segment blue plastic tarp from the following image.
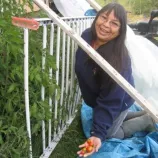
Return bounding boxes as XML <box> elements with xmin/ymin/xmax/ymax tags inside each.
<box><xmin>80</xmin><ymin>102</ymin><xmax>158</xmax><ymax>158</ymax></box>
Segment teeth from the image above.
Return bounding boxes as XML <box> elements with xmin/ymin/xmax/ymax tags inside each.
<box><xmin>100</xmin><ymin>28</ymin><xmax>108</xmax><ymax>33</ymax></box>
<box><xmin>101</xmin><ymin>28</ymin><xmax>105</xmax><ymax>32</ymax></box>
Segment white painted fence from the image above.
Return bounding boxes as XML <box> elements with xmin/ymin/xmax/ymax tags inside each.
<box><xmin>22</xmin><ymin>16</ymin><xmax>95</xmax><ymax>158</ymax></box>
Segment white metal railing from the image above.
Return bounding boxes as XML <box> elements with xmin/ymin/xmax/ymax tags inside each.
<box><xmin>34</xmin><ymin>0</ymin><xmax>158</xmax><ymax>125</ymax></box>
<box><xmin>22</xmin><ymin>16</ymin><xmax>95</xmax><ymax>158</ymax></box>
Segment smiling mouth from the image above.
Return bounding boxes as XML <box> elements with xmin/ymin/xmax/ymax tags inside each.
<box><xmin>99</xmin><ymin>28</ymin><xmax>110</xmax><ymax>36</ymax></box>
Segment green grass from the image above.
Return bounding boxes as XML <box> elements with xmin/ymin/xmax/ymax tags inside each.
<box><xmin>50</xmin><ymin>110</ymin><xmax>87</xmax><ymax>158</ymax></box>
<box><xmin>95</xmin><ymin>0</ymin><xmax>106</xmax><ymax>6</ymax></box>
<box><xmin>96</xmin><ymin>0</ymin><xmax>148</xmax><ymax>23</ymax></box>
<box><xmin>96</xmin><ymin>0</ymin><xmax>129</xmax><ymax>8</ymax></box>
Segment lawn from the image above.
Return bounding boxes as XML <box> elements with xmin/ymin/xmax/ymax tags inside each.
<box><xmin>50</xmin><ymin>109</ymin><xmax>86</xmax><ymax>158</ymax></box>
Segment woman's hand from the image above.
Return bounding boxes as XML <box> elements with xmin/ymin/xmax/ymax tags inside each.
<box><xmin>77</xmin><ymin>136</ymin><xmax>101</xmax><ymax>157</ymax></box>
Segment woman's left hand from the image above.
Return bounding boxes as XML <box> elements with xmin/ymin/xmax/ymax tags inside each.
<box><xmin>77</xmin><ymin>136</ymin><xmax>101</xmax><ymax>157</ymax></box>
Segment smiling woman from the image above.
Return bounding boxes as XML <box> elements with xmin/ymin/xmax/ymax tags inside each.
<box><xmin>75</xmin><ymin>2</ymin><xmax>157</xmax><ymax>158</ymax></box>
<box><xmin>89</xmin><ymin>2</ymin><xmax>128</xmax><ymax>73</ymax></box>
<box><xmin>94</xmin><ymin>11</ymin><xmax>120</xmax><ymax>48</ymax></box>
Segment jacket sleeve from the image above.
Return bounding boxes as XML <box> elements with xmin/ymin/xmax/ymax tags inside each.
<box><xmin>90</xmin><ymin>65</ymin><xmax>133</xmax><ymax>141</ymax></box>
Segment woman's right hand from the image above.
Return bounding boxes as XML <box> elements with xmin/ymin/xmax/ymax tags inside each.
<box><xmin>77</xmin><ymin>136</ymin><xmax>101</xmax><ymax>157</ymax></box>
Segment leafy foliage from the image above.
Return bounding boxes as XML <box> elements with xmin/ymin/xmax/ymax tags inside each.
<box><xmin>0</xmin><ymin>1</ymin><xmax>56</xmax><ymax>157</ymax></box>
<box><xmin>0</xmin><ymin>1</ymin><xmax>29</xmax><ymax>157</ymax></box>
<box><xmin>128</xmin><ymin>0</ymin><xmax>158</xmax><ymax>15</ymax></box>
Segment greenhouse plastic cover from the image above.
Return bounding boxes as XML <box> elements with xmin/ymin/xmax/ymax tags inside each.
<box><xmin>53</xmin><ymin>0</ymin><xmax>97</xmax><ymax>17</ymax></box>
<box><xmin>126</xmin><ymin>26</ymin><xmax>158</xmax><ymax>112</ymax></box>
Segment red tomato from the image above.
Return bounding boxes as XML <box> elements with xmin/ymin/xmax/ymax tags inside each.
<box><xmin>80</xmin><ymin>150</ymin><xmax>85</xmax><ymax>155</ymax></box>
<box><xmin>80</xmin><ymin>147</ymin><xmax>86</xmax><ymax>155</ymax></box>
<box><xmin>86</xmin><ymin>139</ymin><xmax>94</xmax><ymax>146</ymax></box>
<box><xmin>86</xmin><ymin>146</ymin><xmax>93</xmax><ymax>153</ymax></box>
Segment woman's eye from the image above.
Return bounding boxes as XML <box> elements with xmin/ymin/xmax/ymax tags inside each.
<box><xmin>111</xmin><ymin>22</ymin><xmax>119</xmax><ymax>27</ymax></box>
<box><xmin>101</xmin><ymin>16</ymin><xmax>107</xmax><ymax>20</ymax></box>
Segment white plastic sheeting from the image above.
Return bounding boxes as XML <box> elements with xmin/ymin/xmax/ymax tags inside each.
<box><xmin>54</xmin><ymin>0</ymin><xmax>93</xmax><ymax>17</ymax></box>
<box><xmin>126</xmin><ymin>26</ymin><xmax>158</xmax><ymax>111</ymax></box>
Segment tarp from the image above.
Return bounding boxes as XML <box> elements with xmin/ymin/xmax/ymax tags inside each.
<box><xmin>81</xmin><ymin>102</ymin><xmax>158</xmax><ymax>158</ymax></box>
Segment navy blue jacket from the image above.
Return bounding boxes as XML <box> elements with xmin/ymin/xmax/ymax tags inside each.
<box><xmin>75</xmin><ymin>28</ymin><xmax>135</xmax><ymax>141</ymax></box>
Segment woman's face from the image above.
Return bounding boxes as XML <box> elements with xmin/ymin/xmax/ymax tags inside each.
<box><xmin>95</xmin><ymin>10</ymin><xmax>121</xmax><ymax>44</ymax></box>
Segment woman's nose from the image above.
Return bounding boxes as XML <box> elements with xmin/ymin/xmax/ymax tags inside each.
<box><xmin>102</xmin><ymin>20</ymin><xmax>111</xmax><ymax>27</ymax></box>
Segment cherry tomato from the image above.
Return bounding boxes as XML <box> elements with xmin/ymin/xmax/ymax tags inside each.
<box><xmin>86</xmin><ymin>146</ymin><xmax>93</xmax><ymax>153</ymax></box>
<box><xmin>82</xmin><ymin>147</ymin><xmax>86</xmax><ymax>152</ymax></box>
<box><xmin>86</xmin><ymin>139</ymin><xmax>94</xmax><ymax>146</ymax></box>
<box><xmin>80</xmin><ymin>150</ymin><xmax>85</xmax><ymax>155</ymax></box>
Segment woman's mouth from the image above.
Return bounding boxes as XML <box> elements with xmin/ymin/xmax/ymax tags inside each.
<box><xmin>99</xmin><ymin>28</ymin><xmax>110</xmax><ymax>36</ymax></box>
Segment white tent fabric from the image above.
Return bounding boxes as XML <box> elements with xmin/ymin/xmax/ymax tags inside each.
<box><xmin>126</xmin><ymin>26</ymin><xmax>158</xmax><ymax>111</ymax></box>
<box><xmin>54</xmin><ymin>0</ymin><xmax>93</xmax><ymax>17</ymax></box>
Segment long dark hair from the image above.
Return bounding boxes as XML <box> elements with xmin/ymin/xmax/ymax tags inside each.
<box><xmin>90</xmin><ymin>3</ymin><xmax>129</xmax><ymax>88</ymax></box>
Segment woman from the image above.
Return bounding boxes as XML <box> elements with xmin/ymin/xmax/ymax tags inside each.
<box><xmin>75</xmin><ymin>3</ymin><xmax>156</xmax><ymax>157</ymax></box>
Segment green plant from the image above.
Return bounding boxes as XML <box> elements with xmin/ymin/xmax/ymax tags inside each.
<box><xmin>0</xmin><ymin>1</ymin><xmax>56</xmax><ymax>157</ymax></box>
<box><xmin>128</xmin><ymin>0</ymin><xmax>158</xmax><ymax>15</ymax></box>
<box><xmin>0</xmin><ymin>1</ymin><xmax>29</xmax><ymax>157</ymax></box>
